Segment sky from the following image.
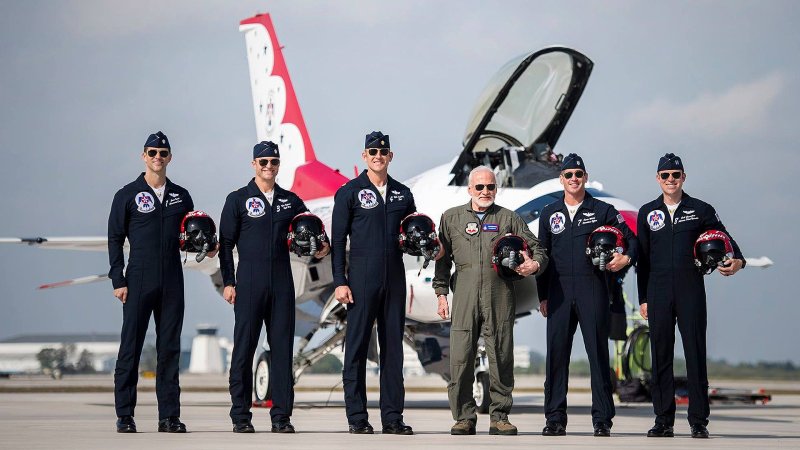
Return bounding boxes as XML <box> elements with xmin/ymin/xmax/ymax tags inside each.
<box><xmin>1</xmin><ymin>1</ymin><xmax>798</xmax><ymax>363</ymax></box>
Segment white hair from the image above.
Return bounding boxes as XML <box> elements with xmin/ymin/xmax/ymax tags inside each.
<box><xmin>468</xmin><ymin>165</ymin><xmax>495</xmax><ymax>186</ymax></box>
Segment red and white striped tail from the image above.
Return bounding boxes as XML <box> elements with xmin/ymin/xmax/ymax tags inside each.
<box><xmin>239</xmin><ymin>14</ymin><xmax>348</xmax><ymax>200</ymax></box>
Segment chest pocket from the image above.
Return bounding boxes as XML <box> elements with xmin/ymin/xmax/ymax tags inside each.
<box><xmin>386</xmin><ymin>193</ymin><xmax>410</xmax><ymax>226</ymax></box>
<box><xmin>273</xmin><ymin>199</ymin><xmax>296</xmax><ymax>221</ymax></box>
<box><xmin>572</xmin><ymin>212</ymin><xmax>600</xmax><ymax>236</ymax></box>
<box><xmin>672</xmin><ymin>210</ymin><xmax>701</xmax><ymax>234</ymax></box>
<box><xmin>162</xmin><ymin>201</ymin><xmax>188</xmax><ymax>218</ymax></box>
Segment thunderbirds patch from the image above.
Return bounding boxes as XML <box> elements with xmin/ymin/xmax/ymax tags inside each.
<box><xmin>135</xmin><ymin>192</ymin><xmax>155</xmax><ymax>214</ymax></box>
<box><xmin>647</xmin><ymin>210</ymin><xmax>666</xmax><ymax>231</ymax></box>
<box><xmin>358</xmin><ymin>189</ymin><xmax>378</xmax><ymax>209</ymax></box>
<box><xmin>549</xmin><ymin>212</ymin><xmax>566</xmax><ymax>234</ymax></box>
<box><xmin>246</xmin><ymin>197</ymin><xmax>266</xmax><ymax>217</ymax></box>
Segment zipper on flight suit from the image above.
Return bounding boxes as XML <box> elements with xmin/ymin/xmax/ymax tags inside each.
<box><xmin>473</xmin><ymin>209</ymin><xmax>485</xmax><ymax>305</ymax></box>
<box><xmin>157</xmin><ymin>185</ymin><xmax>165</xmax><ymax>289</ymax></box>
<box><xmin>569</xmin><ymin>204</ymin><xmax>577</xmax><ymax>307</ymax></box>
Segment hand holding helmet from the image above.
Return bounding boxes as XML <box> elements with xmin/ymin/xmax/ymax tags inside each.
<box><xmin>694</xmin><ymin>230</ymin><xmax>735</xmax><ymax>275</ymax></box>
<box><xmin>586</xmin><ymin>225</ymin><xmax>626</xmax><ymax>272</ymax></box>
<box><xmin>491</xmin><ymin>234</ymin><xmax>531</xmax><ymax>281</ymax></box>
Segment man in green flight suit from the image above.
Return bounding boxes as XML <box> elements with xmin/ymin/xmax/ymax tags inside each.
<box><xmin>433</xmin><ymin>166</ymin><xmax>548</xmax><ymax>436</ymax></box>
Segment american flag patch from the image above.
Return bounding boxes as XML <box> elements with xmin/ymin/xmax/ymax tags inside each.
<box><xmin>482</xmin><ymin>223</ymin><xmax>499</xmax><ymax>232</ymax></box>
<box><xmin>617</xmin><ymin>214</ymin><xmax>624</xmax><ymax>224</ymax></box>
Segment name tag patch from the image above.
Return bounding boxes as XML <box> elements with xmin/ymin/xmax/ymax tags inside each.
<box><xmin>482</xmin><ymin>223</ymin><xmax>499</xmax><ymax>232</ymax></box>
<box><xmin>388</xmin><ymin>189</ymin><xmax>405</xmax><ymax>203</ymax></box>
<box><xmin>675</xmin><ymin>212</ymin><xmax>698</xmax><ymax>224</ymax></box>
<box><xmin>166</xmin><ymin>197</ymin><xmax>183</xmax><ymax>207</ymax></box>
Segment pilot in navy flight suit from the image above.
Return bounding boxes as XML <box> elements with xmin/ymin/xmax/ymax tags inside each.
<box><xmin>537</xmin><ymin>154</ymin><xmax>638</xmax><ymax>437</ymax></box>
<box><xmin>220</xmin><ymin>141</ymin><xmax>329</xmax><ymax>434</ymax></box>
<box><xmin>331</xmin><ymin>131</ymin><xmax>416</xmax><ymax>435</ymax></box>
<box><xmin>109</xmin><ymin>131</ymin><xmax>214</xmax><ymax>433</ymax></box>
<box><xmin>638</xmin><ymin>153</ymin><xmax>745</xmax><ymax>439</ymax></box>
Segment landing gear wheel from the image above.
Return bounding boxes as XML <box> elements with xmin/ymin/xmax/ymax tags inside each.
<box><xmin>622</xmin><ymin>325</ymin><xmax>652</xmax><ymax>381</ymax></box>
<box><xmin>473</xmin><ymin>372</ymin><xmax>490</xmax><ymax>414</ymax></box>
<box><xmin>254</xmin><ymin>351</ymin><xmax>272</xmax><ymax>403</ymax></box>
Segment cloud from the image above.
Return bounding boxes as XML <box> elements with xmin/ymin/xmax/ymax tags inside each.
<box><xmin>626</xmin><ymin>72</ymin><xmax>785</xmax><ymax>138</ymax></box>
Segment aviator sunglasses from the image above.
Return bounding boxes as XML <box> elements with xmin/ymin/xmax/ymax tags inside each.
<box><xmin>562</xmin><ymin>170</ymin><xmax>584</xmax><ymax>179</ymax></box>
<box><xmin>146</xmin><ymin>149</ymin><xmax>170</xmax><ymax>158</ymax></box>
<box><xmin>474</xmin><ymin>183</ymin><xmax>496</xmax><ymax>191</ymax></box>
<box><xmin>257</xmin><ymin>158</ymin><xmax>281</xmax><ymax>167</ymax></box>
<box><xmin>366</xmin><ymin>148</ymin><xmax>390</xmax><ymax>156</ymax></box>
<box><xmin>659</xmin><ymin>171</ymin><xmax>683</xmax><ymax>180</ymax></box>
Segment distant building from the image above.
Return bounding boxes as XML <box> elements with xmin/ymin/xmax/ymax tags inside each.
<box><xmin>514</xmin><ymin>345</ymin><xmax>531</xmax><ymax>369</ymax></box>
<box><xmin>0</xmin><ymin>333</ymin><xmax>125</xmax><ymax>374</ymax></box>
<box><xmin>188</xmin><ymin>325</ymin><xmax>228</xmax><ymax>374</ymax></box>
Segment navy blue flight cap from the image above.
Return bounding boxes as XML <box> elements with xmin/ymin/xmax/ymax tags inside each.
<box><xmin>561</xmin><ymin>153</ymin><xmax>585</xmax><ymax>171</ymax></box>
<box><xmin>657</xmin><ymin>153</ymin><xmax>683</xmax><ymax>172</ymax></box>
<box><xmin>253</xmin><ymin>141</ymin><xmax>280</xmax><ymax>159</ymax></box>
<box><xmin>365</xmin><ymin>131</ymin><xmax>390</xmax><ymax>149</ymax></box>
<box><xmin>144</xmin><ymin>131</ymin><xmax>170</xmax><ymax>150</ymax></box>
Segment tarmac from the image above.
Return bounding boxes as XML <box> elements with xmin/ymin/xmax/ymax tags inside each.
<box><xmin>1</xmin><ymin>373</ymin><xmax>798</xmax><ymax>449</ymax></box>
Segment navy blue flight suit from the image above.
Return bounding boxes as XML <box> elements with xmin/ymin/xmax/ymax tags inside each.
<box><xmin>220</xmin><ymin>179</ymin><xmax>307</xmax><ymax>424</ymax></box>
<box><xmin>637</xmin><ymin>192</ymin><xmax>743</xmax><ymax>428</ymax></box>
<box><xmin>108</xmin><ymin>173</ymin><xmax>193</xmax><ymax>419</ymax></box>
<box><xmin>537</xmin><ymin>192</ymin><xmax>638</xmax><ymax>428</ymax></box>
<box><xmin>331</xmin><ymin>170</ymin><xmax>416</xmax><ymax>426</ymax></box>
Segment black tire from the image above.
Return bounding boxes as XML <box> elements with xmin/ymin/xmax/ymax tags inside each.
<box><xmin>473</xmin><ymin>372</ymin><xmax>490</xmax><ymax>414</ymax></box>
<box><xmin>621</xmin><ymin>325</ymin><xmax>652</xmax><ymax>381</ymax></box>
<box><xmin>610</xmin><ymin>367</ymin><xmax>619</xmax><ymax>394</ymax></box>
<box><xmin>254</xmin><ymin>351</ymin><xmax>272</xmax><ymax>402</ymax></box>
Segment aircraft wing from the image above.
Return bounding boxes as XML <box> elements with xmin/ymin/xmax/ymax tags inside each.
<box><xmin>38</xmin><ymin>274</ymin><xmax>110</xmax><ymax>290</ymax></box>
<box><xmin>0</xmin><ymin>236</ymin><xmax>109</xmax><ymax>252</ymax></box>
<box><xmin>1</xmin><ymin>236</ymin><xmax>228</xmax><ymax>290</ymax></box>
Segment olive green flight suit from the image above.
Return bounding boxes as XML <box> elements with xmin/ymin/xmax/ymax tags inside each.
<box><xmin>433</xmin><ymin>202</ymin><xmax>547</xmax><ymax>423</ymax></box>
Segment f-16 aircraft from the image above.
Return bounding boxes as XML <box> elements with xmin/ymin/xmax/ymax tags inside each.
<box><xmin>1</xmin><ymin>13</ymin><xmax>771</xmax><ymax>411</ymax></box>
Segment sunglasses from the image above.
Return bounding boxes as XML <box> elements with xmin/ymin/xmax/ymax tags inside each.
<box><xmin>257</xmin><ymin>158</ymin><xmax>281</xmax><ymax>167</ymax></box>
<box><xmin>659</xmin><ymin>171</ymin><xmax>683</xmax><ymax>180</ymax></box>
<box><xmin>366</xmin><ymin>148</ymin><xmax>390</xmax><ymax>156</ymax></box>
<box><xmin>473</xmin><ymin>184</ymin><xmax>496</xmax><ymax>192</ymax></box>
<box><xmin>562</xmin><ymin>170</ymin><xmax>584</xmax><ymax>179</ymax></box>
<box><xmin>146</xmin><ymin>149</ymin><xmax>170</xmax><ymax>158</ymax></box>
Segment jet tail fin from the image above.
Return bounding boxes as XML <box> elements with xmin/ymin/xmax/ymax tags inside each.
<box><xmin>239</xmin><ymin>14</ymin><xmax>348</xmax><ymax>200</ymax></box>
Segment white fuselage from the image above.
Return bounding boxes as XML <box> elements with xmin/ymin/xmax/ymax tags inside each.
<box><xmin>303</xmin><ymin>158</ymin><xmax>638</xmax><ymax>325</ymax></box>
